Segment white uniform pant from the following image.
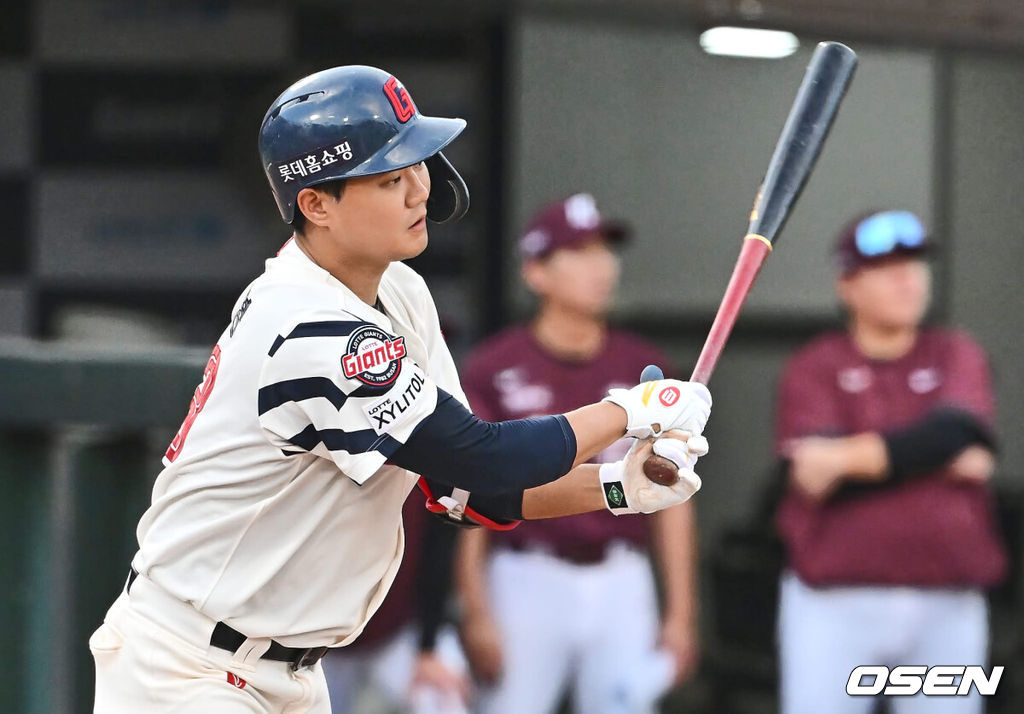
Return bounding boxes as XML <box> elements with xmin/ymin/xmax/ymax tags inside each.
<box><xmin>477</xmin><ymin>543</ymin><xmax>675</xmax><ymax>714</ymax></box>
<box><xmin>321</xmin><ymin>624</ymin><xmax>469</xmax><ymax>714</ymax></box>
<box><xmin>778</xmin><ymin>571</ymin><xmax>989</xmax><ymax>714</ymax></box>
<box><xmin>91</xmin><ymin>573</ymin><xmax>331</xmax><ymax>713</ymax></box>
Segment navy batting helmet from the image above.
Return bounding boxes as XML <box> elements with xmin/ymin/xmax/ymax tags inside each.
<box><xmin>259</xmin><ymin>65</ymin><xmax>469</xmax><ymax>225</ymax></box>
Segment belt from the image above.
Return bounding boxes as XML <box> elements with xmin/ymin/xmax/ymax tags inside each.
<box><xmin>127</xmin><ymin>569</ymin><xmax>328</xmax><ymax>671</ymax></box>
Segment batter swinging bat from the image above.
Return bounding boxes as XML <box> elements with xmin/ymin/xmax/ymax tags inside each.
<box><xmin>643</xmin><ymin>41</ymin><xmax>858</xmax><ymax>485</ymax></box>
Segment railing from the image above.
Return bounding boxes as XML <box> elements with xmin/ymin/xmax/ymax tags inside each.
<box><xmin>0</xmin><ymin>340</ymin><xmax>206</xmax><ymax>714</ymax></box>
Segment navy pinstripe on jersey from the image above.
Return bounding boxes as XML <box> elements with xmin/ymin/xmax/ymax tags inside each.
<box><xmin>257</xmin><ymin>317</ymin><xmax>440</xmax><ymax>484</ymax></box>
<box><xmin>267</xmin><ymin>320</ymin><xmax>366</xmax><ymax>357</ymax></box>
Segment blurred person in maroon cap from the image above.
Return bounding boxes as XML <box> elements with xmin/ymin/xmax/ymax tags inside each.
<box><xmin>454</xmin><ymin>194</ymin><xmax>699</xmax><ymax>714</ymax></box>
<box><xmin>774</xmin><ymin>209</ymin><xmax>1007</xmax><ymax>714</ymax></box>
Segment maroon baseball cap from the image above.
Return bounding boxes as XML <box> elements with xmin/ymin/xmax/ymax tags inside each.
<box><xmin>519</xmin><ymin>193</ymin><xmax>630</xmax><ymax>260</ymax></box>
<box><xmin>834</xmin><ymin>209</ymin><xmax>931</xmax><ymax>276</ymax></box>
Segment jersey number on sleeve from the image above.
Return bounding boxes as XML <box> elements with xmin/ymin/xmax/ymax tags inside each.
<box><xmin>165</xmin><ymin>345</ymin><xmax>222</xmax><ymax>462</ymax></box>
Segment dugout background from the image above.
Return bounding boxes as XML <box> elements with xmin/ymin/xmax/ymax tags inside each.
<box><xmin>2</xmin><ymin>1</ymin><xmax>1024</xmax><ymax>712</ymax></box>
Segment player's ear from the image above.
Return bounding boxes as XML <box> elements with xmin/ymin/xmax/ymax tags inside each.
<box><xmin>835</xmin><ymin>273</ymin><xmax>857</xmax><ymax>307</ymax></box>
<box><xmin>521</xmin><ymin>257</ymin><xmax>548</xmax><ymax>296</ymax></box>
<box><xmin>295</xmin><ymin>188</ymin><xmax>331</xmax><ymax>230</ymax></box>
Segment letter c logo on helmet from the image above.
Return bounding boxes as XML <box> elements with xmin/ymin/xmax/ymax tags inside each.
<box><xmin>258</xmin><ymin>65</ymin><xmax>469</xmax><ymax>225</ymax></box>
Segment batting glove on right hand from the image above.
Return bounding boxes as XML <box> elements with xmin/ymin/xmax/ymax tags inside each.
<box><xmin>604</xmin><ymin>379</ymin><xmax>712</xmax><ymax>439</ymax></box>
<box><xmin>599</xmin><ymin>431</ymin><xmax>706</xmax><ymax>515</ymax></box>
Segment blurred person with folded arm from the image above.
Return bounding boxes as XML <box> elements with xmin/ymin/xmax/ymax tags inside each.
<box><xmin>774</xmin><ymin>209</ymin><xmax>1007</xmax><ymax>714</ymax></box>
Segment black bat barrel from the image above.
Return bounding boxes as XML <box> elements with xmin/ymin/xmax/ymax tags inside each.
<box><xmin>748</xmin><ymin>42</ymin><xmax>858</xmax><ymax>245</ymax></box>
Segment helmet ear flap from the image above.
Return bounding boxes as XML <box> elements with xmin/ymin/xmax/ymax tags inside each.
<box><xmin>425</xmin><ymin>152</ymin><xmax>469</xmax><ymax>224</ymax></box>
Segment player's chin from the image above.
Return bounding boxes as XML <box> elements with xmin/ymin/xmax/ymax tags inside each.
<box><xmin>400</xmin><ymin>229</ymin><xmax>429</xmax><ymax>259</ymax></box>
<box><xmin>577</xmin><ymin>293</ymin><xmax>613</xmax><ymax>317</ymax></box>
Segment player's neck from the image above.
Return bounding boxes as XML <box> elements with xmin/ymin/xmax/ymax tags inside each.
<box><xmin>531</xmin><ymin>305</ymin><xmax>607</xmax><ymax>361</ymax></box>
<box><xmin>849</xmin><ymin>318</ymin><xmax>918</xmax><ymax>360</ymax></box>
<box><xmin>294</xmin><ymin>232</ymin><xmax>384</xmax><ymax>306</ymax></box>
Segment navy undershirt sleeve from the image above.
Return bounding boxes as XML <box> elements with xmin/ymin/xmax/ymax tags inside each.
<box><xmin>390</xmin><ymin>389</ymin><xmax>577</xmax><ymax>497</ymax></box>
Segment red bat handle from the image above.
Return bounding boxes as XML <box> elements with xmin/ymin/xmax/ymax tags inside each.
<box><xmin>690</xmin><ymin>235</ymin><xmax>773</xmax><ymax>385</ymax></box>
<box><xmin>640</xmin><ymin>235</ymin><xmax>771</xmax><ymax>485</ymax></box>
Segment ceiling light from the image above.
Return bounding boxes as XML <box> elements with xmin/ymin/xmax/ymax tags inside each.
<box><xmin>700</xmin><ymin>26</ymin><xmax>799</xmax><ymax>58</ymax></box>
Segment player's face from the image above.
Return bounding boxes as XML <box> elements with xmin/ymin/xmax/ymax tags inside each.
<box><xmin>839</xmin><ymin>256</ymin><xmax>931</xmax><ymax>330</ymax></box>
<box><xmin>529</xmin><ymin>236</ymin><xmax>620</xmax><ymax>317</ymax></box>
<box><xmin>324</xmin><ymin>162</ymin><xmax>431</xmax><ymax>263</ymax></box>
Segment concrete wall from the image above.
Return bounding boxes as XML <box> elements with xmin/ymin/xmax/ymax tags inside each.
<box><xmin>948</xmin><ymin>52</ymin><xmax>1024</xmax><ymax>477</ymax></box>
<box><xmin>511</xmin><ymin>17</ymin><xmax>935</xmax><ymax>317</ymax></box>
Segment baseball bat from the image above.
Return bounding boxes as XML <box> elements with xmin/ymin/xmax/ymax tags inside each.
<box><xmin>643</xmin><ymin>41</ymin><xmax>858</xmax><ymax>485</ymax></box>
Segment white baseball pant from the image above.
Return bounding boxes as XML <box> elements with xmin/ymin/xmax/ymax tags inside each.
<box><xmin>476</xmin><ymin>542</ymin><xmax>675</xmax><ymax>714</ymax></box>
<box><xmin>90</xmin><ymin>573</ymin><xmax>331</xmax><ymax>713</ymax></box>
<box><xmin>778</xmin><ymin>571</ymin><xmax>989</xmax><ymax>714</ymax></box>
<box><xmin>321</xmin><ymin>624</ymin><xmax>469</xmax><ymax>714</ymax></box>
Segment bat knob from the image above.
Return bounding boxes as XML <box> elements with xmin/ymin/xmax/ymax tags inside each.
<box><xmin>643</xmin><ymin>454</ymin><xmax>679</xmax><ymax>486</ymax></box>
<box><xmin>640</xmin><ymin>364</ymin><xmax>664</xmax><ymax>382</ymax></box>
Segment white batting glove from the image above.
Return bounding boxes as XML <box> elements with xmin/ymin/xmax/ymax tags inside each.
<box><xmin>603</xmin><ymin>379</ymin><xmax>712</xmax><ymax>439</ymax></box>
<box><xmin>598</xmin><ymin>431</ymin><xmax>707</xmax><ymax>515</ymax></box>
<box><xmin>654</xmin><ymin>432</ymin><xmax>709</xmax><ymax>470</ymax></box>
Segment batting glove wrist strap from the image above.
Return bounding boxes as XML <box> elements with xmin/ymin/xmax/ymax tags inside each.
<box><xmin>602</xmin><ymin>435</ymin><xmax>705</xmax><ymax>515</ymax></box>
<box><xmin>603</xmin><ymin>379</ymin><xmax>713</xmax><ymax>439</ymax></box>
<box><xmin>599</xmin><ymin>462</ymin><xmax>637</xmax><ymax>515</ymax></box>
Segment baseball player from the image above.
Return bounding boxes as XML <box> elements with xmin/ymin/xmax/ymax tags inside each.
<box><xmin>88</xmin><ymin>65</ymin><xmax>713</xmax><ymax>714</ymax></box>
<box><xmin>320</xmin><ymin>496</ymin><xmax>470</xmax><ymax>714</ymax></box>
<box><xmin>455</xmin><ymin>194</ymin><xmax>699</xmax><ymax>714</ymax></box>
<box><xmin>774</xmin><ymin>210</ymin><xmax>1007</xmax><ymax>713</ymax></box>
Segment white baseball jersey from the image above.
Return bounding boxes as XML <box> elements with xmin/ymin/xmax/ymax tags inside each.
<box><xmin>131</xmin><ymin>238</ymin><xmax>468</xmax><ymax>648</ymax></box>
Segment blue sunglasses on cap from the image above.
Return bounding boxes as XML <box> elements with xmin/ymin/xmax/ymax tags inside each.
<box><xmin>854</xmin><ymin>210</ymin><xmax>926</xmax><ymax>257</ymax></box>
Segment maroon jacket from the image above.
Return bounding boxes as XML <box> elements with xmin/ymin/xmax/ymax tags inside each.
<box><xmin>462</xmin><ymin>326</ymin><xmax>671</xmax><ymax>554</ymax></box>
<box><xmin>775</xmin><ymin>328</ymin><xmax>1007</xmax><ymax>587</ymax></box>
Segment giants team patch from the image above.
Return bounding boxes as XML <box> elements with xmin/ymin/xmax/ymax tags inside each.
<box><xmin>342</xmin><ymin>326</ymin><xmax>406</xmax><ymax>387</ymax></box>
